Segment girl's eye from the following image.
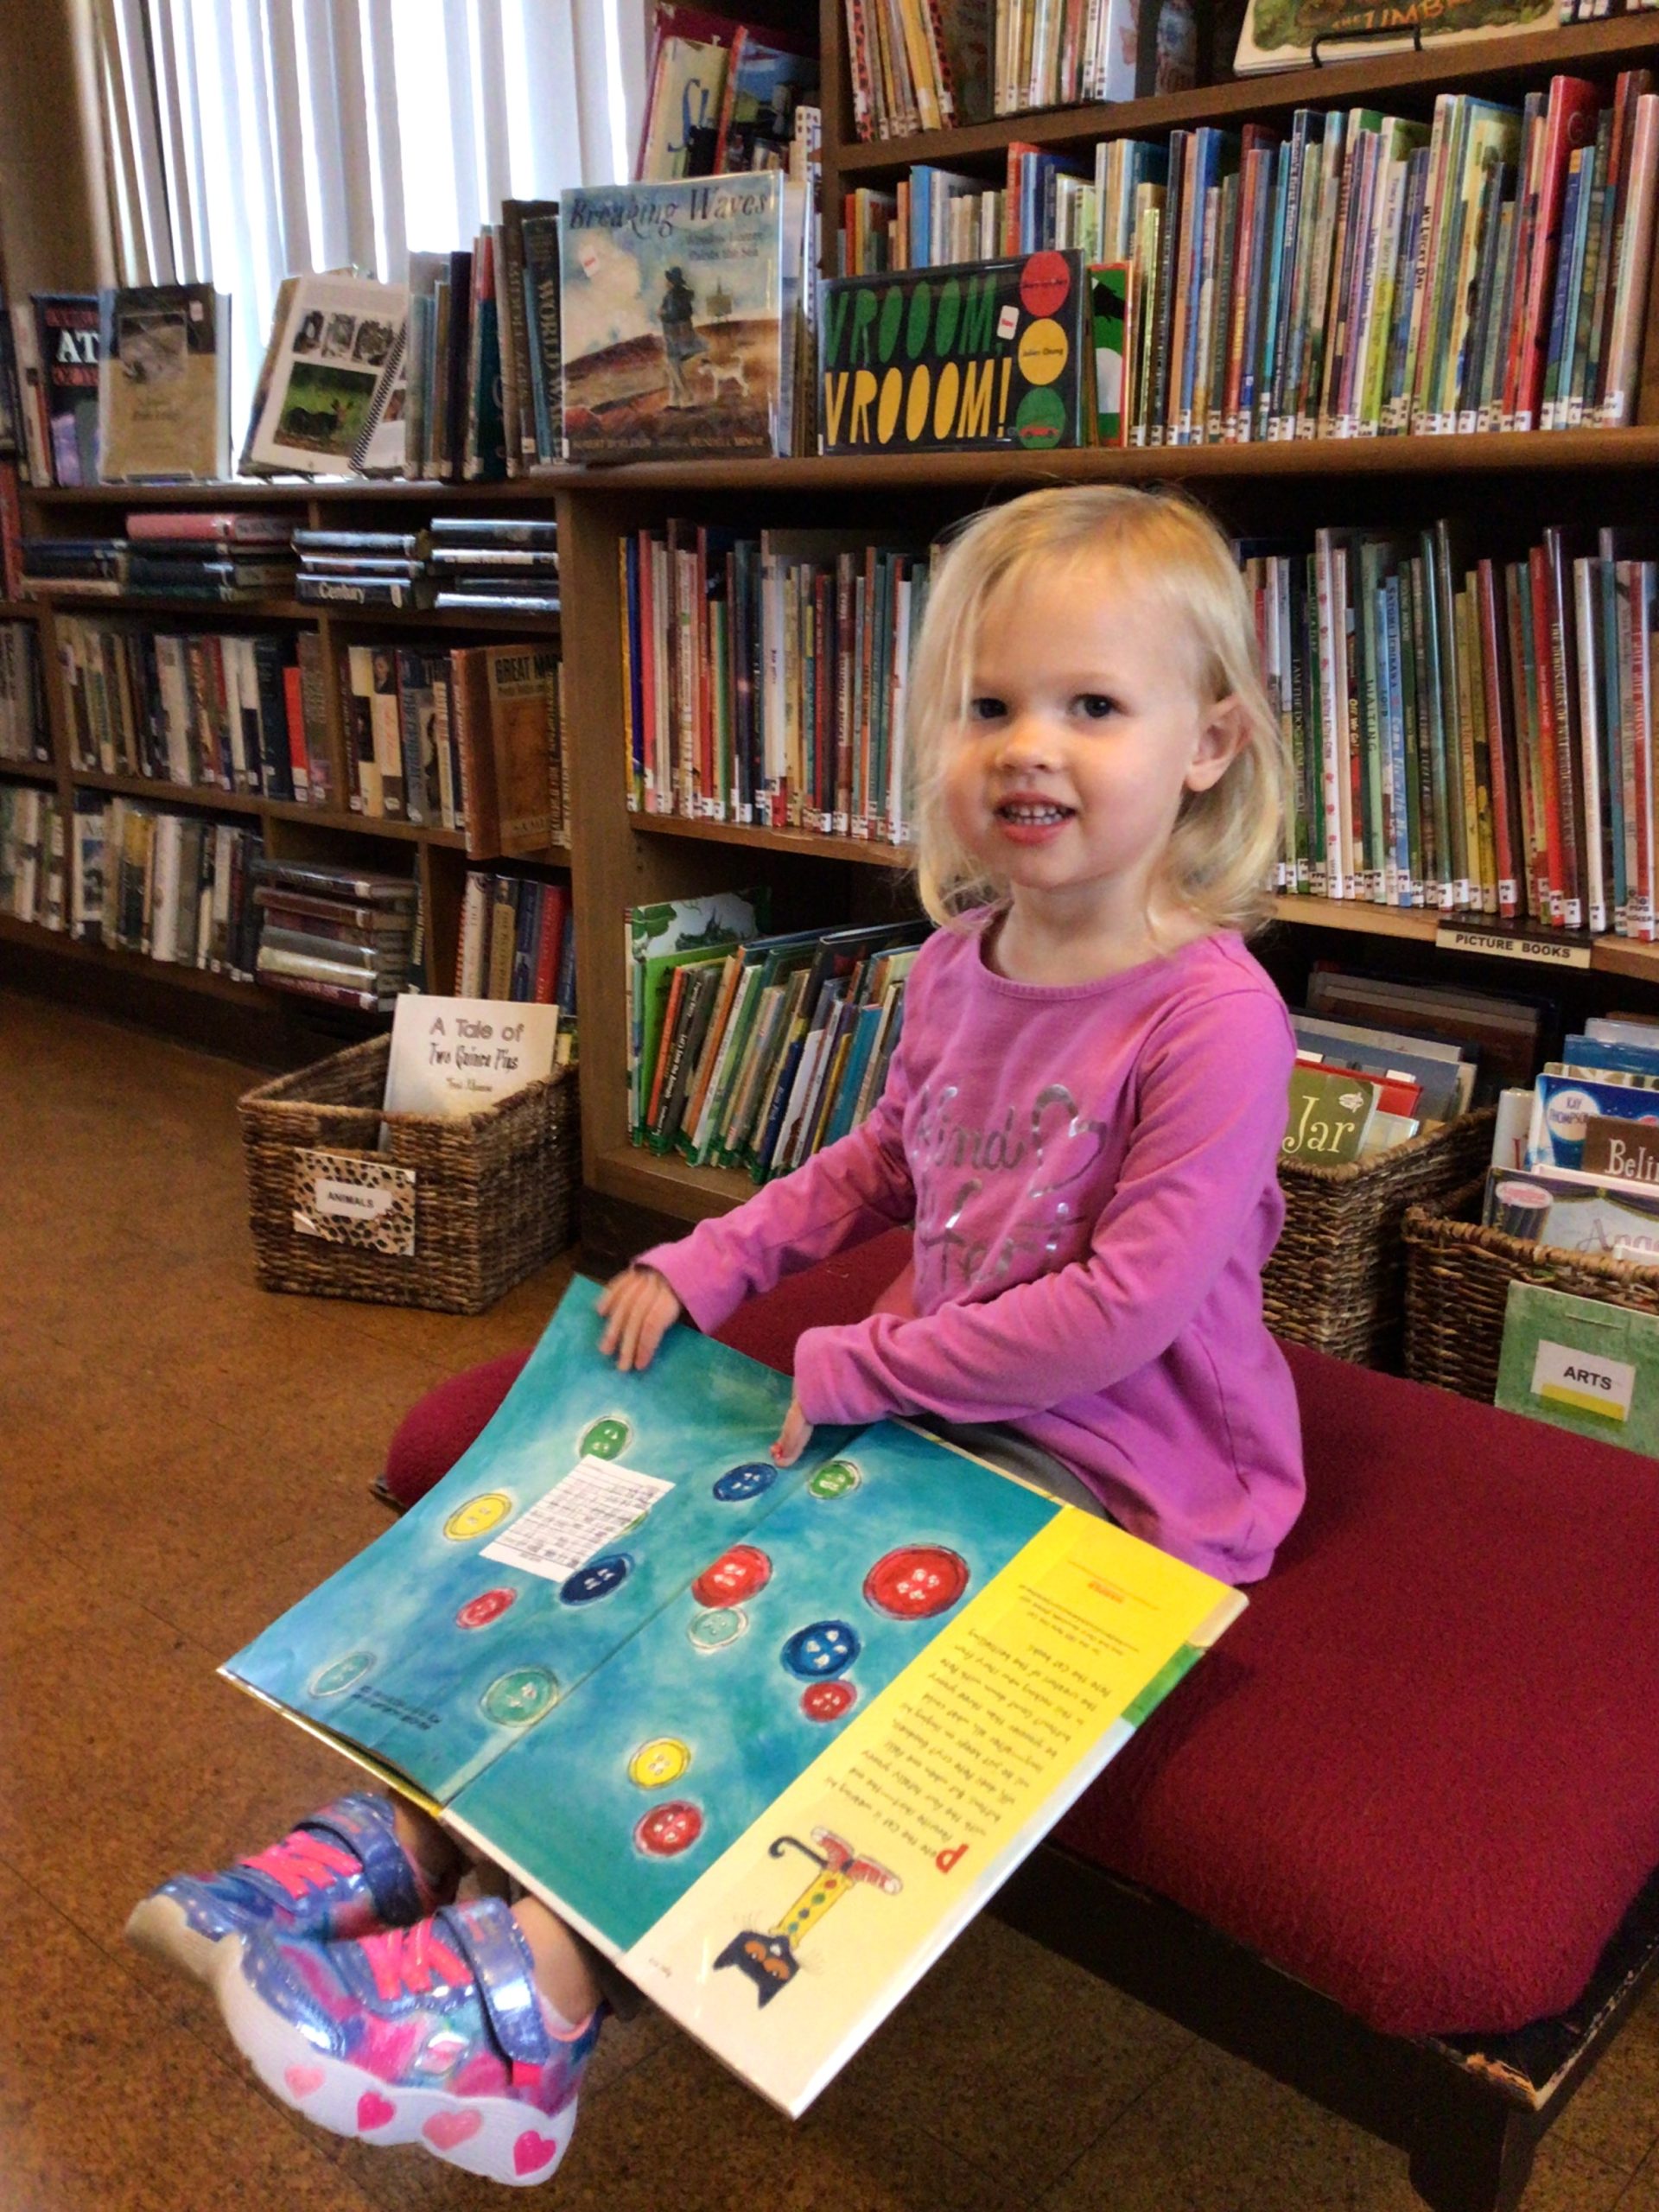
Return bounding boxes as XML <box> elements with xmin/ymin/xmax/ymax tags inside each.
<box><xmin>1075</xmin><ymin>694</ymin><xmax>1119</xmax><ymax>721</ymax></box>
<box><xmin>967</xmin><ymin>696</ymin><xmax>1006</xmax><ymax>722</ymax></box>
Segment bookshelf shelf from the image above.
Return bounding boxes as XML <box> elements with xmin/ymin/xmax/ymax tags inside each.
<box><xmin>632</xmin><ymin>813</ymin><xmax>910</xmax><ymax>868</ymax></box>
<box><xmin>2</xmin><ymin>759</ymin><xmax>60</xmax><ymax>785</ymax></box>
<box><xmin>29</xmin><ymin>591</ymin><xmax>309</xmax><ymax>620</ymax></box>
<box><xmin>0</xmin><ymin>909</ymin><xmax>265</xmax><ymax>1005</ymax></box>
<box><xmin>72</xmin><ymin>769</ymin><xmax>264</xmax><ymax>816</ymax></box>
<box><xmin>832</xmin><ymin>18</ymin><xmax>1659</xmax><ymax>177</ymax></box>
<box><xmin>0</xmin><ymin>599</ymin><xmax>40</xmax><ymax>618</ymax></box>
<box><xmin>593</xmin><ymin>1141</ymin><xmax>762</xmax><ymax>1223</ymax></box>
<box><xmin>1268</xmin><ymin>896</ymin><xmax>1442</xmax><ymax>944</ymax></box>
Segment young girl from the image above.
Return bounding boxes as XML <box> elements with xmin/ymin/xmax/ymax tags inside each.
<box><xmin>128</xmin><ymin>485</ymin><xmax>1303</xmax><ymax>2188</ymax></box>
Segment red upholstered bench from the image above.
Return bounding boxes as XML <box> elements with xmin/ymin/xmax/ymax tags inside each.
<box><xmin>384</xmin><ymin>1230</ymin><xmax>1659</xmax><ymax>2212</ymax></box>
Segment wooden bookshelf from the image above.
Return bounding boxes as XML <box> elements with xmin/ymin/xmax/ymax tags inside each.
<box><xmin>11</xmin><ymin>1</ymin><xmax>1659</xmax><ymax>1236</ymax></box>
<box><xmin>7</xmin><ymin>482</ymin><xmax>575</xmax><ymax>1025</ymax></box>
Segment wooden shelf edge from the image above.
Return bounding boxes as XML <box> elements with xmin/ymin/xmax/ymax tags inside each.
<box><xmin>22</xmin><ymin>431</ymin><xmax>1659</xmax><ymax>512</ymax></box>
<box><xmin>593</xmin><ymin>1141</ymin><xmax>759</xmax><ymax>1223</ymax></box>
<box><xmin>1267</xmin><ymin>893</ymin><xmax>1441</xmax><ymax>942</ymax></box>
<box><xmin>0</xmin><ymin>600</ymin><xmax>41</xmax><ymax>620</ymax></box>
<box><xmin>0</xmin><ymin>911</ymin><xmax>267</xmax><ymax>1003</ymax></box>
<box><xmin>632</xmin><ymin>811</ymin><xmax>911</xmax><ymax>868</ymax></box>
<box><xmin>836</xmin><ymin>16</ymin><xmax>1659</xmax><ymax>174</ymax></box>
<box><xmin>23</xmin><ymin>477</ymin><xmax>579</xmax><ymax>506</ymax></box>
<box><xmin>1</xmin><ymin>759</ymin><xmax>60</xmax><ymax>784</ymax></box>
<box><xmin>71</xmin><ymin>770</ymin><xmax>264</xmax><ymax>815</ymax></box>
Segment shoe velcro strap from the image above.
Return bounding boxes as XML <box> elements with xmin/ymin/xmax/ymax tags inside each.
<box><xmin>302</xmin><ymin>1794</ymin><xmax>425</xmax><ymax>1924</ymax></box>
<box><xmin>435</xmin><ymin>1898</ymin><xmax>552</xmax><ymax>2071</ymax></box>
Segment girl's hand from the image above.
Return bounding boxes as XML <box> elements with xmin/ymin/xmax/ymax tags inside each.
<box><xmin>771</xmin><ymin>1396</ymin><xmax>814</xmax><ymax>1466</ymax></box>
<box><xmin>595</xmin><ymin>1267</ymin><xmax>683</xmax><ymax>1371</ymax></box>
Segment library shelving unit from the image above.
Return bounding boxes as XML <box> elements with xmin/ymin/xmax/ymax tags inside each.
<box><xmin>7</xmin><ymin>477</ymin><xmax>569</xmax><ymax>1057</ymax></box>
<box><xmin>12</xmin><ymin>3</ymin><xmax>1659</xmax><ymax>1243</ymax></box>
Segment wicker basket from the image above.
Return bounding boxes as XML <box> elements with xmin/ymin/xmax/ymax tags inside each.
<box><xmin>1262</xmin><ymin>1109</ymin><xmax>1497</xmax><ymax>1368</ymax></box>
<box><xmin>238</xmin><ymin>1033</ymin><xmax>579</xmax><ymax>1314</ymax></box>
<box><xmin>1403</xmin><ymin>1174</ymin><xmax>1659</xmax><ymax>1402</ymax></box>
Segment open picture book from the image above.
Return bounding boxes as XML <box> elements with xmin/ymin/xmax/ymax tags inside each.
<box><xmin>225</xmin><ymin>1279</ymin><xmax>1243</xmax><ymax>2115</ymax></box>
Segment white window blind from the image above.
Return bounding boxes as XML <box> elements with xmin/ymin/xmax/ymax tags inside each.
<box><xmin>94</xmin><ymin>0</ymin><xmax>645</xmax><ymax>442</ymax></box>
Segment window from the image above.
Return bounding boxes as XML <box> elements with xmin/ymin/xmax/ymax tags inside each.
<box><xmin>95</xmin><ymin>0</ymin><xmax>645</xmax><ymax>436</ymax></box>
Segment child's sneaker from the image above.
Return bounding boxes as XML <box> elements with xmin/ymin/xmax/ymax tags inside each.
<box><xmin>124</xmin><ymin>1793</ymin><xmax>442</xmax><ymax>1985</ymax></box>
<box><xmin>213</xmin><ymin>1896</ymin><xmax>601</xmax><ymax>2187</ymax></box>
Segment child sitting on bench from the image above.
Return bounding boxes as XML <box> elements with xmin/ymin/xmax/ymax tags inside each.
<box><xmin>130</xmin><ymin>485</ymin><xmax>1305</xmax><ymax>2188</ymax></box>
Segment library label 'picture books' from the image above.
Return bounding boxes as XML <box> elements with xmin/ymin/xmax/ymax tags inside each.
<box><xmin>226</xmin><ymin>1283</ymin><xmax>1242</xmax><ymax>2117</ymax></box>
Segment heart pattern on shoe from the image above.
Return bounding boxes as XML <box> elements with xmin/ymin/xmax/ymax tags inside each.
<box><xmin>514</xmin><ymin>2129</ymin><xmax>562</xmax><ymax>2176</ymax></box>
<box><xmin>423</xmin><ymin>2109</ymin><xmax>483</xmax><ymax>2152</ymax></box>
<box><xmin>357</xmin><ymin>2091</ymin><xmax>397</xmax><ymax>2131</ymax></box>
<box><xmin>284</xmin><ymin>2065</ymin><xmax>326</xmax><ymax>2100</ymax></box>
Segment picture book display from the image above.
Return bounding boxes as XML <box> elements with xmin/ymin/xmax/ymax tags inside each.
<box><xmin>819</xmin><ymin>252</ymin><xmax>1088</xmax><ymax>454</ymax></box>
<box><xmin>225</xmin><ymin>1283</ymin><xmax>1242</xmax><ymax>2115</ymax></box>
<box><xmin>559</xmin><ymin>175</ymin><xmax>804</xmax><ymax>460</ymax></box>
<box><xmin>242</xmin><ymin>277</ymin><xmax>408</xmax><ymax>477</ymax></box>
<box><xmin>96</xmin><ymin>284</ymin><xmax>231</xmax><ymax>481</ymax></box>
<box><xmin>384</xmin><ymin>995</ymin><xmax>562</xmax><ymax>1117</ymax></box>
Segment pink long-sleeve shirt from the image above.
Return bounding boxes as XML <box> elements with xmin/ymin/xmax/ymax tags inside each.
<box><xmin>641</xmin><ymin>917</ymin><xmax>1305</xmax><ymax>1583</ymax></box>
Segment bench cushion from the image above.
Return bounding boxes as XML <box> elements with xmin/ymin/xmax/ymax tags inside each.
<box><xmin>712</xmin><ymin>1230</ymin><xmax>1659</xmax><ymax>2040</ymax></box>
<box><xmin>384</xmin><ymin>1236</ymin><xmax>1659</xmax><ymax>2040</ymax></box>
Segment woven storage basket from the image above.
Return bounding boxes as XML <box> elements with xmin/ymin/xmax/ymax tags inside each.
<box><xmin>1262</xmin><ymin>1108</ymin><xmax>1497</xmax><ymax>1368</ymax></box>
<box><xmin>1403</xmin><ymin>1174</ymin><xmax>1659</xmax><ymax>1402</ymax></box>
<box><xmin>238</xmin><ymin>1033</ymin><xmax>579</xmax><ymax>1315</ymax></box>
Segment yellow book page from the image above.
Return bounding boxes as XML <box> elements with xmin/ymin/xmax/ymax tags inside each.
<box><xmin>625</xmin><ymin>1510</ymin><xmax>1243</xmax><ymax>2114</ymax></box>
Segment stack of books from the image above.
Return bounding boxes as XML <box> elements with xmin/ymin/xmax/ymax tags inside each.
<box><xmin>20</xmin><ymin>537</ymin><xmax>128</xmax><ymax>597</ymax></box>
<box><xmin>251</xmin><ymin>856</ymin><xmax>417</xmax><ymax>1014</ymax></box>
<box><xmin>430</xmin><ymin>519</ymin><xmax>559</xmax><ymax>614</ymax></box>
<box><xmin>56</xmin><ymin>615</ymin><xmax>331</xmax><ymax>804</ymax></box>
<box><xmin>69</xmin><ymin>794</ymin><xmax>265</xmax><ymax>976</ymax></box>
<box><xmin>0</xmin><ymin>783</ymin><xmax>66</xmax><ymax>928</ymax></box>
<box><xmin>0</xmin><ymin>623</ymin><xmax>46</xmax><ymax>764</ymax></box>
<box><xmin>335</xmin><ymin>639</ymin><xmax>567</xmax><ymax>848</ymax></box>
<box><xmin>623</xmin><ymin>518</ymin><xmax>930</xmax><ymax>838</ymax></box>
<box><xmin>124</xmin><ymin>509</ymin><xmax>296</xmax><ymax>604</ymax></box>
<box><xmin>456</xmin><ymin>868</ymin><xmax>574</xmax><ymax>1007</ymax></box>
<box><xmin>294</xmin><ymin>530</ymin><xmax>433</xmax><ymax>610</ymax></box>
<box><xmin>628</xmin><ymin>893</ymin><xmax>924</xmax><ymax>1178</ymax></box>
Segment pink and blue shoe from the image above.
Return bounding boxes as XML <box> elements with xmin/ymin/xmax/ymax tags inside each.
<box><xmin>124</xmin><ymin>1793</ymin><xmax>443</xmax><ymax>1986</ymax></box>
<box><xmin>213</xmin><ymin>1896</ymin><xmax>601</xmax><ymax>2186</ymax></box>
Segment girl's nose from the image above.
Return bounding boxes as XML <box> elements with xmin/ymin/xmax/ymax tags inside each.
<box><xmin>995</xmin><ymin>713</ymin><xmax>1059</xmax><ymax>768</ymax></box>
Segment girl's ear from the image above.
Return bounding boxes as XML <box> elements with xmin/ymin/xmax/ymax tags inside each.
<box><xmin>1185</xmin><ymin>694</ymin><xmax>1249</xmax><ymax>794</ymax></box>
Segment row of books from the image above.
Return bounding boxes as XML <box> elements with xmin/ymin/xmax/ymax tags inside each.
<box><xmin>339</xmin><ymin>640</ymin><xmax>569</xmax><ymax>851</ymax></box>
<box><xmin>1261</xmin><ymin>520</ymin><xmax>1659</xmax><ymax>940</ymax></box>
<box><xmin>628</xmin><ymin>892</ymin><xmax>924</xmax><ymax>1177</ymax></box>
<box><xmin>455</xmin><ymin>868</ymin><xmax>575</xmax><ymax>1008</ymax></box>
<box><xmin>252</xmin><ymin>857</ymin><xmax>420</xmax><ymax>1014</ymax></box>
<box><xmin>0</xmin><ymin>782</ymin><xmax>65</xmax><ymax>930</ymax></box>
<box><xmin>0</xmin><ymin>623</ymin><xmax>46</xmax><ymax>765</ymax></box>
<box><xmin>66</xmin><ymin>796</ymin><xmax>266</xmax><ymax>976</ymax></box>
<box><xmin>842</xmin><ymin>73</ymin><xmax>1659</xmax><ymax>445</ymax></box>
<box><xmin>623</xmin><ymin>520</ymin><xmax>930</xmax><ymax>839</ymax></box>
<box><xmin>56</xmin><ymin>616</ymin><xmax>333</xmax><ymax>804</ymax></box>
<box><xmin>875</xmin><ymin>74</ymin><xmax>1654</xmax><ymax>444</ymax></box>
<box><xmin>637</xmin><ymin>6</ymin><xmax>818</xmax><ymax>181</ymax></box>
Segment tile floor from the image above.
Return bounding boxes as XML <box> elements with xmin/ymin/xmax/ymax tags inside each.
<box><xmin>3</xmin><ymin>984</ymin><xmax>1658</xmax><ymax>2212</ymax></box>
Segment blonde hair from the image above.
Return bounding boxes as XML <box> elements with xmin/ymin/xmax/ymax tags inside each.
<box><xmin>906</xmin><ymin>486</ymin><xmax>1287</xmax><ymax>940</ymax></box>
